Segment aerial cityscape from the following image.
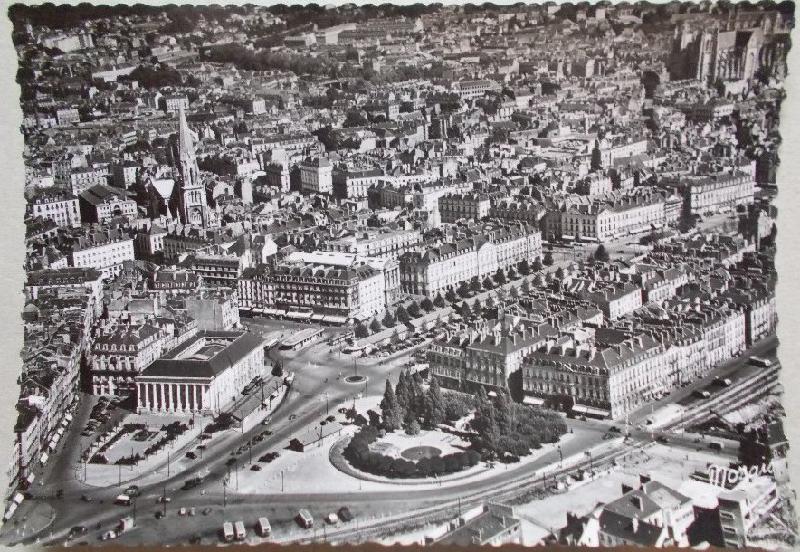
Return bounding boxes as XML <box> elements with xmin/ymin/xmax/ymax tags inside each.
<box><xmin>2</xmin><ymin>1</ymin><xmax>796</xmax><ymax>548</ymax></box>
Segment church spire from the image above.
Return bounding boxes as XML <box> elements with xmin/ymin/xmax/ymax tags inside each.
<box><xmin>177</xmin><ymin>105</ymin><xmax>195</xmax><ymax>161</ymax></box>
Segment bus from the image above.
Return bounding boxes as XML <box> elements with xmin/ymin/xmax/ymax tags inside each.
<box><xmin>222</xmin><ymin>522</ymin><xmax>234</xmax><ymax>543</ymax></box>
<box><xmin>264</xmin><ymin>337</ymin><xmax>279</xmax><ymax>350</ymax></box>
<box><xmin>234</xmin><ymin>520</ymin><xmax>246</xmax><ymax>541</ymax></box>
<box><xmin>257</xmin><ymin>517</ymin><xmax>272</xmax><ymax>538</ymax></box>
<box><xmin>748</xmin><ymin>356</ymin><xmax>773</xmax><ymax>368</ymax></box>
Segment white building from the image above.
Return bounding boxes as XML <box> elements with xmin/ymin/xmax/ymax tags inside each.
<box><xmin>135</xmin><ymin>331</ymin><xmax>265</xmax><ymax>414</ymax></box>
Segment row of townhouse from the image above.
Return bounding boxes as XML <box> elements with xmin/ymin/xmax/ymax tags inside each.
<box><xmin>399</xmin><ymin>225</ymin><xmax>542</xmax><ymax>297</ymax></box>
<box><xmin>12</xmin><ymin>286</ymin><xmax>94</xmax><ymax>491</ymax></box>
<box><xmin>543</xmin><ymin>191</ymin><xmax>673</xmax><ymax>242</ymax></box>
<box><xmin>238</xmin><ymin>251</ymin><xmax>400</xmax><ymax>324</ymax></box>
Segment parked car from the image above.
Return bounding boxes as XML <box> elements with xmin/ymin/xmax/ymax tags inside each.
<box><xmin>251</xmin><ymin>465</ymin><xmax>262</xmax><ymax>471</ymax></box>
<box><xmin>296</xmin><ymin>509</ymin><xmax>313</xmax><ymax>529</ymax></box>
<box><xmin>201</xmin><ymin>507</ymin><xmax>213</xmax><ymax>516</ymax></box>
<box><xmin>185</xmin><ymin>451</ymin><xmax>197</xmax><ymax>460</ymax></box>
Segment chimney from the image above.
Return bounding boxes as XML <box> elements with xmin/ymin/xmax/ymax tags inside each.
<box><xmin>631</xmin><ymin>516</ymin><xmax>639</xmax><ymax>533</ymax></box>
<box><xmin>632</xmin><ymin>495</ymin><xmax>644</xmax><ymax>511</ymax></box>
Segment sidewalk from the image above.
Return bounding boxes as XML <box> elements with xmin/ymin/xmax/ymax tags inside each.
<box><xmin>0</xmin><ymin>501</ymin><xmax>54</xmax><ymax>544</ymax></box>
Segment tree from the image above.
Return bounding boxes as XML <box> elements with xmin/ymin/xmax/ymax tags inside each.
<box><xmin>410</xmin><ymin>371</ymin><xmax>426</xmax><ymax>416</ymax></box>
<box><xmin>482</xmin><ymin>276</ymin><xmax>495</xmax><ymax>290</ymax></box>
<box><xmin>405</xmin><ymin>419</ymin><xmax>421</xmax><ymax>435</ymax></box>
<box><xmin>532</xmin><ymin>257</ymin><xmax>544</xmax><ymax>272</ymax></box>
<box><xmin>407</xmin><ymin>301</ymin><xmax>421</xmax><ymax>318</ymax></box>
<box><xmin>555</xmin><ymin>267</ymin><xmax>566</xmax><ymax>281</ymax></box>
<box><xmin>423</xmin><ymin>377</ymin><xmax>446</xmax><ymax>428</ymax></box>
<box><xmin>470</xmin><ymin>276</ymin><xmax>482</xmax><ymax>293</ymax></box>
<box><xmin>472</xmin><ymin>299</ymin><xmax>482</xmax><ymax>316</ymax></box>
<box><xmin>507</xmin><ymin>266</ymin><xmax>518</xmax><ymax>280</ymax></box>
<box><xmin>543</xmin><ymin>252</ymin><xmax>554</xmax><ymax>266</ymax></box>
<box><xmin>421</xmin><ymin>297</ymin><xmax>434</xmax><ymax>312</ymax></box>
<box><xmin>460</xmin><ymin>301</ymin><xmax>471</xmax><ymax>319</ymax></box>
<box><xmin>518</xmin><ymin>259</ymin><xmax>531</xmax><ymax>275</ymax></box>
<box><xmin>380</xmin><ymin>380</ymin><xmax>403</xmax><ymax>431</ymax></box>
<box><xmin>395</xmin><ymin>305</ymin><xmax>411</xmax><ymax>324</ymax></box>
<box><xmin>382</xmin><ymin>311</ymin><xmax>396</xmax><ymax>328</ymax></box>
<box><xmin>457</xmin><ymin>281</ymin><xmax>471</xmax><ymax>298</ymax></box>
<box><xmin>343</xmin><ymin>110</ymin><xmax>368</xmax><ymax>127</ymax></box>
<box><xmin>395</xmin><ymin>372</ymin><xmax>412</xmax><ymax>412</ymax></box>
<box><xmin>495</xmin><ymin>391</ymin><xmax>514</xmax><ymax>435</ymax></box>
<box><xmin>594</xmin><ymin>244</ymin><xmax>610</xmax><ymax>262</ymax></box>
<box><xmin>442</xmin><ymin>290</ymin><xmax>455</xmax><ymax>304</ymax></box>
<box><xmin>354</xmin><ymin>322</ymin><xmax>369</xmax><ymax>338</ymax></box>
<box><xmin>509</xmin><ymin>286</ymin><xmax>520</xmax><ymax>299</ymax></box>
<box><xmin>370</xmin><ymin>319</ymin><xmax>383</xmax><ymax>333</ymax></box>
<box><xmin>271</xmin><ymin>360</ymin><xmax>284</xmax><ymax>377</ymax></box>
<box><xmin>494</xmin><ymin>268</ymin><xmax>507</xmax><ymax>285</ymax></box>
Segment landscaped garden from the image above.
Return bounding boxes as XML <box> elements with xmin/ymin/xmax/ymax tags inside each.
<box><xmin>342</xmin><ymin>371</ymin><xmax>568</xmax><ymax>479</ymax></box>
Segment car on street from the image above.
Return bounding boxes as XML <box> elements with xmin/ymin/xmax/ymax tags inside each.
<box><xmin>325</xmin><ymin>513</ymin><xmax>339</xmax><ymax>525</ymax></box>
<box><xmin>656</xmin><ymin>436</ymin><xmax>669</xmax><ymax>444</ymax></box>
<box><xmin>155</xmin><ymin>511</ymin><xmax>165</xmax><ymax>519</ymax></box>
<box><xmin>186</xmin><ymin>451</ymin><xmax>197</xmax><ymax>460</ymax></box>
<box><xmin>125</xmin><ymin>485</ymin><xmax>140</xmax><ymax>497</ymax></box>
<box><xmin>296</xmin><ymin>509</ymin><xmax>314</xmax><ymax>528</ymax></box>
<box><xmin>201</xmin><ymin>507</ymin><xmax>213</xmax><ymax>516</ymax></box>
<box><xmin>81</xmin><ymin>494</ymin><xmax>93</xmax><ymax>503</ymax></box>
<box><xmin>289</xmin><ymin>414</ymin><xmax>297</xmax><ymax>421</ymax></box>
<box><xmin>179</xmin><ymin>508</ymin><xmax>188</xmax><ymax>516</ymax></box>
<box><xmin>68</xmin><ymin>526</ymin><xmax>88</xmax><ymax>539</ymax></box>
<box><xmin>251</xmin><ymin>464</ymin><xmax>262</xmax><ymax>471</ymax></box>
<box><xmin>338</xmin><ymin>507</ymin><xmax>354</xmax><ymax>522</ymax></box>
<box><xmin>225</xmin><ymin>457</ymin><xmax>237</xmax><ymax>466</ymax></box>
<box><xmin>183</xmin><ymin>477</ymin><xmax>202</xmax><ymax>490</ymax></box>
<box><xmin>157</xmin><ymin>496</ymin><xmax>171</xmax><ymax>504</ymax></box>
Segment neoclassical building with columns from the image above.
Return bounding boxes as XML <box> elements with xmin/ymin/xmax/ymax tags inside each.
<box><xmin>135</xmin><ymin>330</ymin><xmax>265</xmax><ymax>415</ymax></box>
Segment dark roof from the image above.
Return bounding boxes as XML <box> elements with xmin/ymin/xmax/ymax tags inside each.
<box><xmin>598</xmin><ymin>510</ymin><xmax>663</xmax><ymax>546</ymax></box>
<box><xmin>139</xmin><ymin>331</ymin><xmax>264</xmax><ymax>380</ymax></box>
<box><xmin>79</xmin><ymin>184</ymin><xmax>129</xmax><ymax>205</ymax></box>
